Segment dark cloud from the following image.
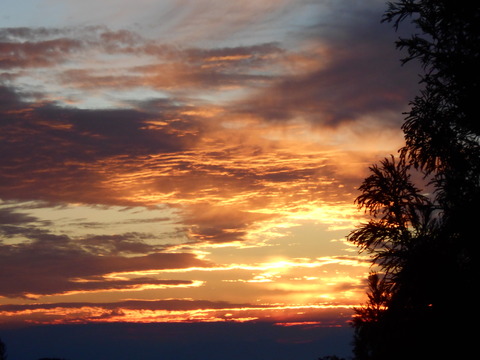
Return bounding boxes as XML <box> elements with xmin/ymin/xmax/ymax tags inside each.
<box><xmin>79</xmin><ymin>233</ymin><xmax>162</xmax><ymax>255</ymax></box>
<box><xmin>0</xmin><ymin>299</ymin><xmax>254</xmax><ymax>313</ymax></box>
<box><xmin>0</xmin><ymin>38</ymin><xmax>83</xmax><ymax>69</ymax></box>
<box><xmin>0</xmin><ymin>298</ymin><xmax>354</xmax><ymax>329</ymax></box>
<box><xmin>0</xmin><ymin>208</ymin><xmax>39</xmax><ymax>225</ymax></box>
<box><xmin>231</xmin><ymin>5</ymin><xmax>419</xmax><ymax>128</ymax></box>
<box><xmin>0</xmin><ymin>84</ymin><xmax>23</xmax><ymax>110</ymax></box>
<box><xmin>0</xmin><ymin>84</ymin><xmax>203</xmax><ymax>205</ymax></box>
<box><xmin>0</xmin><ymin>219</ymin><xmax>212</xmax><ymax>298</ymax></box>
<box><xmin>0</xmin><ymin>26</ymin><xmax>149</xmax><ymax>69</ymax></box>
<box><xmin>181</xmin><ymin>203</ymin><xmax>276</xmax><ymax>244</ymax></box>
<box><xmin>0</xmin><ymin>250</ymin><xmax>208</xmax><ymax>298</ymax></box>
<box><xmin>74</xmin><ymin>216</ymin><xmax>171</xmax><ymax>229</ymax></box>
<box><xmin>0</xmin><ymin>27</ymin><xmax>75</xmax><ymax>41</ymax></box>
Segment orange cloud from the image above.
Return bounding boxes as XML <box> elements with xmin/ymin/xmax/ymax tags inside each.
<box><xmin>0</xmin><ymin>299</ymin><xmax>354</xmax><ymax>326</ymax></box>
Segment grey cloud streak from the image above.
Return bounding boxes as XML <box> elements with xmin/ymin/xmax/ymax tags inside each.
<box><xmin>0</xmin><ymin>239</ymin><xmax>210</xmax><ymax>298</ymax></box>
<box><xmin>0</xmin><ymin>299</ymin><xmax>255</xmax><ymax>313</ymax></box>
<box><xmin>0</xmin><ymin>25</ymin><xmax>284</xmax><ymax>95</ymax></box>
<box><xmin>0</xmin><ymin>206</ymin><xmax>211</xmax><ymax>298</ymax></box>
<box><xmin>230</xmin><ymin>3</ymin><xmax>419</xmax><ymax>128</ymax></box>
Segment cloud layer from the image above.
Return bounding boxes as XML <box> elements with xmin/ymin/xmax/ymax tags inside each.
<box><xmin>0</xmin><ymin>0</ymin><xmax>417</xmax><ymax>327</ymax></box>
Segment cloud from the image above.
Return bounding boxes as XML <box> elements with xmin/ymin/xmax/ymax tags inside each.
<box><xmin>182</xmin><ymin>203</ymin><xmax>277</xmax><ymax>244</ymax></box>
<box><xmin>0</xmin><ymin>29</ymin><xmax>84</xmax><ymax>69</ymax></box>
<box><xmin>0</xmin><ymin>84</ymin><xmax>205</xmax><ymax>205</ymax></box>
<box><xmin>0</xmin><ymin>211</ymin><xmax>212</xmax><ymax>298</ymax></box>
<box><xmin>56</xmin><ymin>42</ymin><xmax>284</xmax><ymax>94</ymax></box>
<box><xmin>76</xmin><ymin>233</ymin><xmax>163</xmax><ymax>255</ymax></box>
<box><xmin>0</xmin><ymin>298</ymin><xmax>354</xmax><ymax>326</ymax></box>
<box><xmin>0</xmin><ymin>299</ymin><xmax>250</xmax><ymax>313</ymax></box>
<box><xmin>0</xmin><ymin>207</ymin><xmax>39</xmax><ymax>225</ymax></box>
<box><xmin>0</xmin><ymin>25</ymin><xmax>285</xmax><ymax>100</ymax></box>
<box><xmin>0</xmin><ymin>26</ymin><xmax>154</xmax><ymax>68</ymax></box>
<box><xmin>229</xmin><ymin>2</ymin><xmax>419</xmax><ymax>128</ymax></box>
<box><xmin>0</xmin><ymin>76</ymin><xmax>363</xmax><ymax>249</ymax></box>
<box><xmin>0</xmin><ymin>248</ymin><xmax>208</xmax><ymax>298</ymax></box>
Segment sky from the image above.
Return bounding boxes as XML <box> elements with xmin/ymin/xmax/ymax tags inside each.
<box><xmin>0</xmin><ymin>0</ymin><xmax>419</xmax><ymax>359</ymax></box>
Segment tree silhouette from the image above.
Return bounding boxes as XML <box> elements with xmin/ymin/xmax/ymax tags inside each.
<box><xmin>351</xmin><ymin>273</ymin><xmax>390</xmax><ymax>360</ymax></box>
<box><xmin>384</xmin><ymin>3</ymin><xmax>478</xmax><ymax>354</ymax></box>
<box><xmin>348</xmin><ymin>157</ymin><xmax>439</xmax><ymax>359</ymax></box>
<box><xmin>349</xmin><ymin>156</ymin><xmax>433</xmax><ymax>277</ymax></box>
<box><xmin>349</xmin><ymin>1</ymin><xmax>479</xmax><ymax>359</ymax></box>
<box><xmin>0</xmin><ymin>338</ymin><xmax>6</xmax><ymax>360</ymax></box>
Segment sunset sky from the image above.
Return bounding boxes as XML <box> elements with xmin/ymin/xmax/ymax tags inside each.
<box><xmin>0</xmin><ymin>0</ymin><xmax>419</xmax><ymax>358</ymax></box>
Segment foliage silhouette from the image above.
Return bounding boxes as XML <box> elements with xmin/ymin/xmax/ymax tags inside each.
<box><xmin>317</xmin><ymin>356</ymin><xmax>346</xmax><ymax>360</ymax></box>
<box><xmin>349</xmin><ymin>157</ymin><xmax>441</xmax><ymax>359</ymax></box>
<box><xmin>0</xmin><ymin>338</ymin><xmax>6</xmax><ymax>360</ymax></box>
<box><xmin>349</xmin><ymin>1</ymin><xmax>479</xmax><ymax>359</ymax></box>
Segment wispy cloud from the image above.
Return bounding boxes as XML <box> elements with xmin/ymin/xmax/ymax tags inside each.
<box><xmin>0</xmin><ymin>299</ymin><xmax>354</xmax><ymax>326</ymax></box>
